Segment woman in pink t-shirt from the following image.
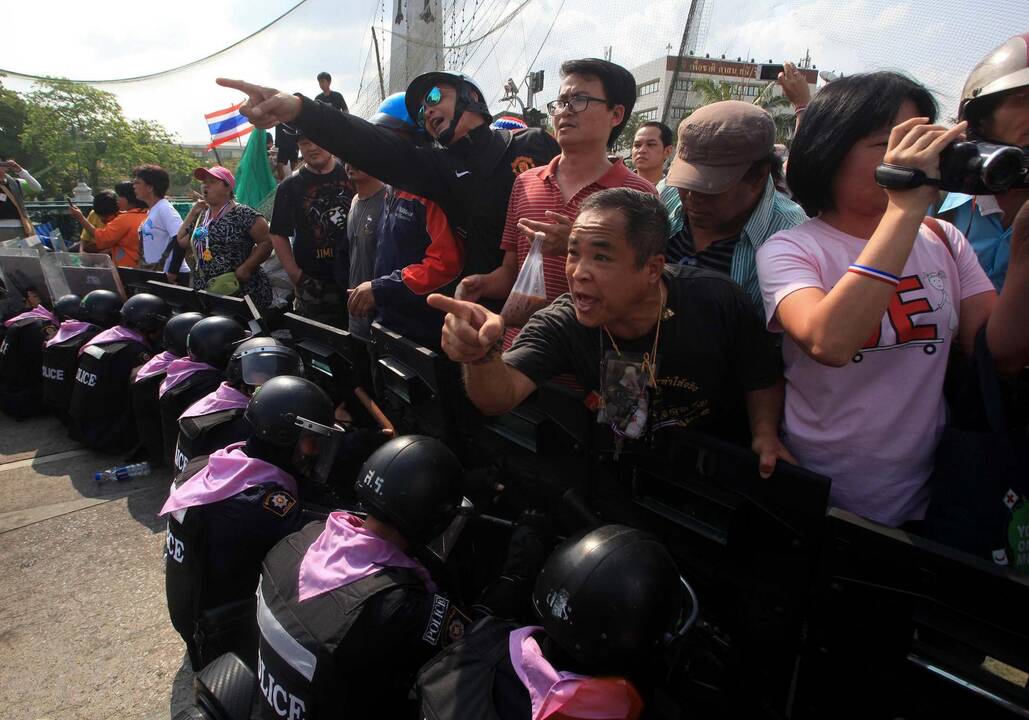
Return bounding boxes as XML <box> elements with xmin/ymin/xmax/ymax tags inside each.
<box><xmin>756</xmin><ymin>72</ymin><xmax>1028</xmax><ymax>528</ymax></box>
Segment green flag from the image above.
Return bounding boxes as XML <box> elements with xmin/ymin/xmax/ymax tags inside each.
<box><xmin>234</xmin><ymin>127</ymin><xmax>277</xmax><ymax>216</ymax></box>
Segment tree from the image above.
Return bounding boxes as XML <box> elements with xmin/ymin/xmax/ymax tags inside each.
<box><xmin>611</xmin><ymin>111</ymin><xmax>648</xmax><ymax>156</ymax></box>
<box><xmin>691</xmin><ymin>79</ymin><xmax>798</xmax><ymax>146</ymax></box>
<box><xmin>692</xmin><ymin>78</ymin><xmax>738</xmax><ymax>105</ymax></box>
<box><xmin>18</xmin><ymin>78</ymin><xmax>195</xmax><ymax>197</ymax></box>
<box><xmin>0</xmin><ymin>79</ymin><xmax>42</xmax><ymax>174</ymax></box>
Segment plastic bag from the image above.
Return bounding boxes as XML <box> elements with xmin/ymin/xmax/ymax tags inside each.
<box><xmin>500</xmin><ymin>235</ymin><xmax>549</xmax><ymax>327</ymax></box>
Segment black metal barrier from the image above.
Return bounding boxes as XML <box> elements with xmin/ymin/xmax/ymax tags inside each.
<box><xmin>109</xmin><ymin>290</ymin><xmax>1028</xmax><ymax>719</ymax></box>
<box><xmin>793</xmin><ymin>510</ymin><xmax>1029</xmax><ymax>720</ymax></box>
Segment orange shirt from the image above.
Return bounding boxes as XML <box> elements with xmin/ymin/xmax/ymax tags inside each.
<box><xmin>89</xmin><ymin>208</ymin><xmax>146</xmax><ymax>266</ymax></box>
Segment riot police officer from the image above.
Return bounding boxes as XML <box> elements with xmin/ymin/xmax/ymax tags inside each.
<box><xmin>161</xmin><ymin>375</ymin><xmax>336</xmax><ymax>671</ymax></box>
<box><xmin>68</xmin><ymin>292</ymin><xmax>168</xmax><ymax>453</ymax></box>
<box><xmin>159</xmin><ymin>315</ymin><xmax>247</xmax><ymax>465</ymax></box>
<box><xmin>42</xmin><ymin>294</ymin><xmax>105</xmax><ymax>421</ymax></box>
<box><xmin>254</xmin><ymin>435</ymin><xmax>468</xmax><ymax>720</ymax></box>
<box><xmin>174</xmin><ymin>336</ymin><xmax>305</xmax><ymax>472</ymax></box>
<box><xmin>132</xmin><ymin>311</ymin><xmax>205</xmax><ymax>465</ymax></box>
<box><xmin>417</xmin><ymin>525</ymin><xmax>693</xmax><ymax>720</ymax></box>
<box><xmin>0</xmin><ymin>299</ymin><xmax>57</xmax><ymax>418</ymax></box>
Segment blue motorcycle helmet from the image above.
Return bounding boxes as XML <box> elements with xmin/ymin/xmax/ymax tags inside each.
<box><xmin>370</xmin><ymin>92</ymin><xmax>417</xmax><ymax>131</ymax></box>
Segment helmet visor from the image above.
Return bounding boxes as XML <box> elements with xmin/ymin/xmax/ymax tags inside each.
<box><xmin>294</xmin><ymin>415</ymin><xmax>346</xmax><ymax>485</ymax></box>
<box><xmin>425</xmin><ymin>497</ymin><xmax>474</xmax><ymax>562</ymax></box>
<box><xmin>237</xmin><ymin>347</ymin><xmax>305</xmax><ymax>387</ymax></box>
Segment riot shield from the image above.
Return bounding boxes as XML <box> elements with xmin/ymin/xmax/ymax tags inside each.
<box><xmin>0</xmin><ymin>246</ymin><xmax>53</xmax><ymax>307</ymax></box>
<box><xmin>41</xmin><ymin>252</ymin><xmax>125</xmax><ymax>300</ymax></box>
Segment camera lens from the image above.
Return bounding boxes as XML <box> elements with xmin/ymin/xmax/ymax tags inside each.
<box><xmin>981</xmin><ymin>145</ymin><xmax>1025</xmax><ymax>192</ymax></box>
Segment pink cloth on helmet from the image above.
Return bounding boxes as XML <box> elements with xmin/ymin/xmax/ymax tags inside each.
<box><xmin>158</xmin><ymin>357</ymin><xmax>217</xmax><ymax>397</ymax></box>
<box><xmin>509</xmin><ymin>626</ymin><xmax>641</xmax><ymax>720</ymax></box>
<box><xmin>45</xmin><ymin>320</ymin><xmax>95</xmax><ymax>348</ymax></box>
<box><xmin>159</xmin><ymin>442</ymin><xmax>295</xmax><ymax>516</ymax></box>
<box><xmin>79</xmin><ymin>325</ymin><xmax>145</xmax><ymax>355</ymax></box>
<box><xmin>297</xmin><ymin>511</ymin><xmax>436</xmax><ymax>602</ymax></box>
<box><xmin>180</xmin><ymin>382</ymin><xmax>248</xmax><ymax>420</ymax></box>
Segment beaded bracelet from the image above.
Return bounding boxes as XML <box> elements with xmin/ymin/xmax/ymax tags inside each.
<box><xmin>847</xmin><ymin>263</ymin><xmax>900</xmax><ymax>287</ymax></box>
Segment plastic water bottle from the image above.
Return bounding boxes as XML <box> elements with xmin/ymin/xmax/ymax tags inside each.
<box><xmin>95</xmin><ymin>461</ymin><xmax>151</xmax><ymax>484</ymax></box>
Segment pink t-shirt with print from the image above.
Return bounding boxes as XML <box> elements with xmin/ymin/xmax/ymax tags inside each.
<box><xmin>757</xmin><ymin>218</ymin><xmax>994</xmax><ymax>527</ymax></box>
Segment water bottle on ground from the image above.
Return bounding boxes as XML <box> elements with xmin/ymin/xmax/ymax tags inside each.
<box><xmin>95</xmin><ymin>461</ymin><xmax>151</xmax><ymax>484</ymax></box>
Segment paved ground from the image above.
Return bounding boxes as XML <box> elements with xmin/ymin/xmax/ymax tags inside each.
<box><xmin>0</xmin><ymin>413</ymin><xmax>191</xmax><ymax>719</ymax></box>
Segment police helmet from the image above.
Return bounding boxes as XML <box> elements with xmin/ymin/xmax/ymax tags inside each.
<box><xmin>354</xmin><ymin>435</ymin><xmax>463</xmax><ymax>546</ymax></box>
<box><xmin>371</xmin><ymin>92</ymin><xmax>417</xmax><ymax>131</ymax></box>
<box><xmin>226</xmin><ymin>337</ymin><xmax>304</xmax><ymax>390</ymax></box>
<box><xmin>533</xmin><ymin>525</ymin><xmax>688</xmax><ymax>673</ymax></box>
<box><xmin>186</xmin><ymin>315</ymin><xmax>247</xmax><ymax>370</ymax></box>
<box><xmin>80</xmin><ymin>289</ymin><xmax>123</xmax><ymax>328</ymax></box>
<box><xmin>405</xmin><ymin>71</ymin><xmax>491</xmax><ymax>145</ymax></box>
<box><xmin>54</xmin><ymin>294</ymin><xmax>83</xmax><ymax>322</ymax></box>
<box><xmin>244</xmin><ymin>376</ymin><xmax>335</xmax><ymax>448</ymax></box>
<box><xmin>120</xmin><ymin>293</ymin><xmax>170</xmax><ymax>334</ymax></box>
<box><xmin>162</xmin><ymin>312</ymin><xmax>204</xmax><ymax>358</ymax></box>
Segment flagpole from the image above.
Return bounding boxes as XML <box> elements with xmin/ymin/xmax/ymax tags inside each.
<box><xmin>211</xmin><ymin>145</ymin><xmax>223</xmax><ymax>165</ymax></box>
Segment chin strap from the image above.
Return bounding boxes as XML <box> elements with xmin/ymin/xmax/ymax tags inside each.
<box><xmin>437</xmin><ymin>86</ymin><xmax>491</xmax><ymax>147</ymax></box>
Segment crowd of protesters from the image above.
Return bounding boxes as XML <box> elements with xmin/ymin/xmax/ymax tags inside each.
<box><xmin>1</xmin><ymin>35</ymin><xmax>1027</xmax><ymax>718</ymax></box>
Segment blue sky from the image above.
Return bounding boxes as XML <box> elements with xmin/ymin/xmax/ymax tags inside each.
<box><xmin>3</xmin><ymin>0</ymin><xmax>1026</xmax><ymax>144</ymax></box>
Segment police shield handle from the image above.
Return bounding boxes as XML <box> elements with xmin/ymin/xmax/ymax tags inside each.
<box><xmin>215</xmin><ymin>78</ymin><xmax>302</xmax><ymax>130</ymax></box>
<box><xmin>427</xmin><ymin>294</ymin><xmax>505</xmax><ymax>364</ymax></box>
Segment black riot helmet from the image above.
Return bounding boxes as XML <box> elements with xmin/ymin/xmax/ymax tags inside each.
<box><xmin>120</xmin><ymin>293</ymin><xmax>170</xmax><ymax>334</ymax></box>
<box><xmin>54</xmin><ymin>294</ymin><xmax>83</xmax><ymax>322</ymax></box>
<box><xmin>80</xmin><ymin>289</ymin><xmax>123</xmax><ymax>328</ymax></box>
<box><xmin>186</xmin><ymin>315</ymin><xmax>247</xmax><ymax>369</ymax></box>
<box><xmin>532</xmin><ymin>525</ymin><xmax>691</xmax><ymax>674</ymax></box>
<box><xmin>245</xmin><ymin>376</ymin><xmax>335</xmax><ymax>448</ymax></box>
<box><xmin>226</xmin><ymin>337</ymin><xmax>304</xmax><ymax>392</ymax></box>
<box><xmin>162</xmin><ymin>312</ymin><xmax>205</xmax><ymax>358</ymax></box>
<box><xmin>354</xmin><ymin>435</ymin><xmax>463</xmax><ymax>546</ymax></box>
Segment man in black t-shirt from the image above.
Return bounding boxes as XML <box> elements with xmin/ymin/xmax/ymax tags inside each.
<box><xmin>269</xmin><ymin>135</ymin><xmax>354</xmax><ymax>328</ymax></box>
<box><xmin>429</xmin><ymin>188</ymin><xmax>795</xmax><ymax>477</ymax></box>
<box><xmin>315</xmin><ymin>72</ymin><xmax>348</xmax><ymax>113</ymax></box>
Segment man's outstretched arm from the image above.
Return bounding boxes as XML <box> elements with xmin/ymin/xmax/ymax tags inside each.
<box><xmin>217</xmin><ymin>78</ymin><xmax>443</xmax><ymax>201</ymax></box>
<box><xmin>427</xmin><ymin>293</ymin><xmax>537</xmax><ymax>415</ymax></box>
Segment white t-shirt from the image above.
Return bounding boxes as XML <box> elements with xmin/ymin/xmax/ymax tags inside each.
<box><xmin>756</xmin><ymin>218</ymin><xmax>995</xmax><ymax>527</ymax></box>
<box><xmin>140</xmin><ymin>199</ymin><xmax>188</xmax><ymax>272</ymax></box>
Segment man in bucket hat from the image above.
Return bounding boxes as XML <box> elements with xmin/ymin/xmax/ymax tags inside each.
<box><xmin>665</xmin><ymin>101</ymin><xmax>807</xmax><ymax>311</ymax></box>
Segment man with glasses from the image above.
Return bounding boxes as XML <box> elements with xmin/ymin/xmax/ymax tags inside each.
<box><xmin>216</xmin><ymin>72</ymin><xmax>559</xmax><ymax>310</ymax></box>
<box><xmin>455</xmin><ymin>58</ymin><xmax>656</xmax><ymax>346</ymax></box>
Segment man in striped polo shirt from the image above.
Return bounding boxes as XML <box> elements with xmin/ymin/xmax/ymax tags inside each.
<box><xmin>664</xmin><ymin>101</ymin><xmax>808</xmax><ymax>312</ymax></box>
<box><xmin>455</xmin><ymin>58</ymin><xmax>657</xmax><ymax>346</ymax></box>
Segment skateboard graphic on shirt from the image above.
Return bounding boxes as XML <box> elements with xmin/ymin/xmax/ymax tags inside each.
<box><xmin>851</xmin><ymin>273</ymin><xmax>948</xmax><ymax>363</ymax></box>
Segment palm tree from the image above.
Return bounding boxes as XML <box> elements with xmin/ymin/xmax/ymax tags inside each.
<box><xmin>755</xmin><ymin>93</ymin><xmax>797</xmax><ymax>145</ymax></box>
<box><xmin>691</xmin><ymin>78</ymin><xmax>738</xmax><ymax>105</ymax></box>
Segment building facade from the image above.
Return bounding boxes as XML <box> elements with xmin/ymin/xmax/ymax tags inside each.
<box><xmin>629</xmin><ymin>54</ymin><xmax>819</xmax><ymax>129</ymax></box>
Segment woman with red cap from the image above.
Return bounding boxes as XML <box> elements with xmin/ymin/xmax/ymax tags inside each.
<box><xmin>177</xmin><ymin>165</ymin><xmax>274</xmax><ymax>308</ymax></box>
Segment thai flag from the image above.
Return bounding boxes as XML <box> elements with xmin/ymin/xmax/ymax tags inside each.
<box><xmin>205</xmin><ymin>102</ymin><xmax>253</xmax><ymax>149</ymax></box>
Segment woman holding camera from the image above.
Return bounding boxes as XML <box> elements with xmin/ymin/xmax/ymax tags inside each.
<box><xmin>756</xmin><ymin>71</ymin><xmax>1029</xmax><ymax>528</ymax></box>
<box><xmin>935</xmin><ymin>32</ymin><xmax>1029</xmax><ymax>290</ymax></box>
<box><xmin>177</xmin><ymin>166</ymin><xmax>273</xmax><ymax>308</ymax></box>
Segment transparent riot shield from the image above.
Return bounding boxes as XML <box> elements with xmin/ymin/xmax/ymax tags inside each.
<box><xmin>0</xmin><ymin>246</ymin><xmax>53</xmax><ymax>308</ymax></box>
<box><xmin>41</xmin><ymin>252</ymin><xmax>126</xmax><ymax>300</ymax></box>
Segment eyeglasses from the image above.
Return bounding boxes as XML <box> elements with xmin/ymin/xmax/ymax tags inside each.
<box><xmin>546</xmin><ymin>94</ymin><xmax>610</xmax><ymax>116</ymax></box>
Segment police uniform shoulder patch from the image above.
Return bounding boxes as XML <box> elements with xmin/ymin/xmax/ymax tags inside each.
<box><xmin>422</xmin><ymin>594</ymin><xmax>470</xmax><ymax>648</ymax></box>
<box><xmin>262</xmin><ymin>489</ymin><xmax>297</xmax><ymax>517</ymax></box>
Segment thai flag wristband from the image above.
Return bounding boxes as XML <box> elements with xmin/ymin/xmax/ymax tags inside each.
<box><xmin>847</xmin><ymin>263</ymin><xmax>900</xmax><ymax>287</ymax></box>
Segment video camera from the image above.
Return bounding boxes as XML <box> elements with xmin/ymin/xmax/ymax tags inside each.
<box><xmin>876</xmin><ymin>140</ymin><xmax>1028</xmax><ymax>195</ymax></box>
